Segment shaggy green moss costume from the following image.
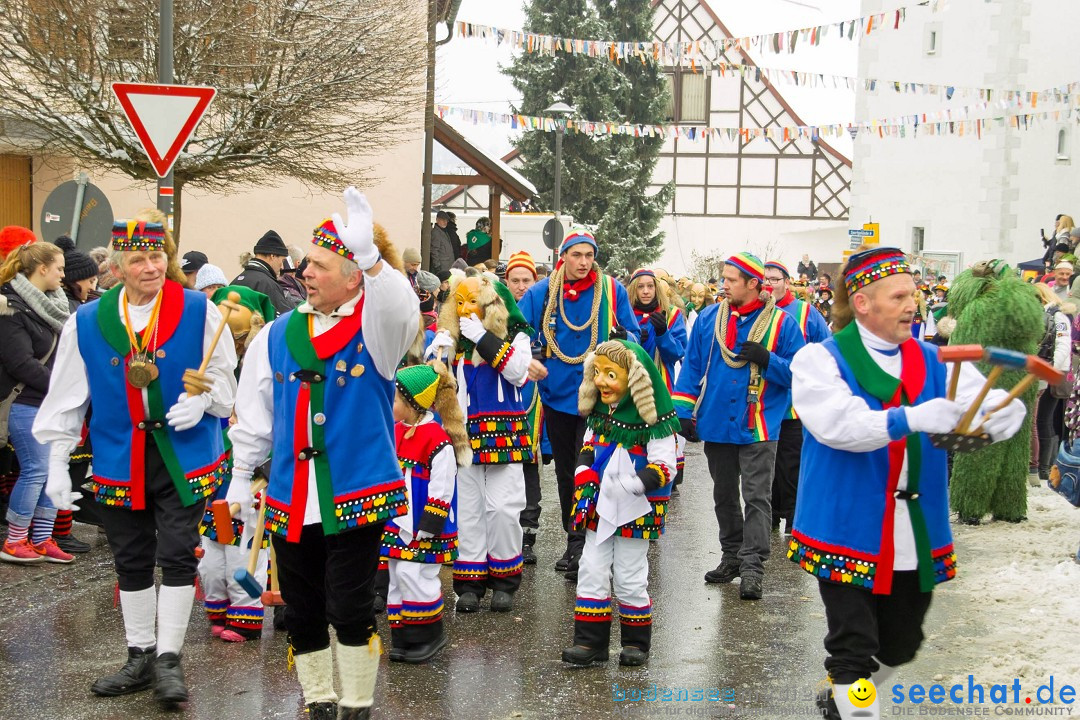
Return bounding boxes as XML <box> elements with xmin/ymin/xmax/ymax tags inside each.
<box><xmin>945</xmin><ymin>262</ymin><xmax>1044</xmax><ymax>523</ymax></box>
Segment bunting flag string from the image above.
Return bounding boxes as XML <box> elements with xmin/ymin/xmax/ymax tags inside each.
<box><xmin>435</xmin><ymin>103</ymin><xmax>1077</xmax><ymax>143</ymax></box>
<box><xmin>453</xmin><ymin>1</ymin><xmax>940</xmax><ymax>63</ymax></box>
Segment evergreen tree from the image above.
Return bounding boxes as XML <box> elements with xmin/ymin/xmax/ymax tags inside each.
<box><xmin>505</xmin><ymin>0</ymin><xmax>673</xmax><ymax>273</ymax></box>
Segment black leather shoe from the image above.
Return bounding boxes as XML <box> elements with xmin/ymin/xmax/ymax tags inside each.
<box><xmin>561</xmin><ymin>645</ymin><xmax>609</xmax><ymax>666</ymax></box>
<box><xmin>490</xmin><ymin>590</ymin><xmax>513</xmax><ymax>612</ymax></box>
<box><xmin>55</xmin><ymin>534</ymin><xmax>91</xmax><ymax>553</ymax></box>
<box><xmin>400</xmin><ymin>631</ymin><xmax>448</xmax><ymax>664</ymax></box>
<box><xmin>337</xmin><ymin>707</ymin><xmax>371</xmax><ymax>720</ymax></box>
<box><xmin>91</xmin><ymin>646</ymin><xmax>156</xmax><ymax>696</ymax></box>
<box><xmin>564</xmin><ymin>569</ymin><xmax>578</xmax><ymax>583</ymax></box>
<box><xmin>455</xmin><ymin>592</ymin><xmax>480</xmax><ymax>613</ymax></box>
<box><xmin>815</xmin><ymin>687</ymin><xmax>841</xmax><ymax>720</ymax></box>
<box><xmin>307</xmin><ymin>701</ymin><xmax>337</xmax><ymax>720</ymax></box>
<box><xmin>152</xmin><ymin>652</ymin><xmax>188</xmax><ymax>705</ymax></box>
<box><xmin>372</xmin><ymin>594</ymin><xmax>386</xmax><ymax>614</ymax></box>
<box><xmin>554</xmin><ymin>547</ymin><xmax>571</xmax><ymax>571</ymax></box>
<box><xmin>740</xmin><ymin>575</ymin><xmax>763</xmax><ymax>601</ymax></box>
<box><xmin>388</xmin><ymin>645</ymin><xmax>405</xmax><ymax>662</ymax></box>
<box><xmin>619</xmin><ymin>646</ymin><xmax>649</xmax><ymax>666</ymax></box>
<box><xmin>704</xmin><ymin>561</ymin><xmax>740</xmax><ymax>584</ymax></box>
<box><xmin>522</xmin><ymin>544</ymin><xmax>537</xmax><ymax>565</ymax></box>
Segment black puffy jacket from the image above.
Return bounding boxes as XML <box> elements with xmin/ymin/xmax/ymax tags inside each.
<box><xmin>0</xmin><ymin>283</ymin><xmax>60</xmax><ymax>407</ymax></box>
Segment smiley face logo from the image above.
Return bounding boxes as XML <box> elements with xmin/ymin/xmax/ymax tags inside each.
<box><xmin>848</xmin><ymin>678</ymin><xmax>876</xmax><ymax>708</ymax></box>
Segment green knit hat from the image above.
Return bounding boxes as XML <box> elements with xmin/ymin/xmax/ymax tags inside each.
<box><xmin>210</xmin><ymin>285</ymin><xmax>277</xmax><ymax>322</ymax></box>
<box><xmin>396</xmin><ymin>364</ymin><xmax>441</xmax><ymax>413</ymax></box>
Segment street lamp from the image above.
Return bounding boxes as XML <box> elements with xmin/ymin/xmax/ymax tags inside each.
<box><xmin>544</xmin><ymin>101</ymin><xmax>576</xmax><ymax>267</ymax></box>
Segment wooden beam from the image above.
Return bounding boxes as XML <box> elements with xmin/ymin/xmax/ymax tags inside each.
<box><xmin>432</xmin><ymin>174</ymin><xmax>487</xmax><ymax>186</ymax></box>
<box><xmin>490</xmin><ymin>185</ymin><xmax>501</xmax><ymax>261</ymax></box>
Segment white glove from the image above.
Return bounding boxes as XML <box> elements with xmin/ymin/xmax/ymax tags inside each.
<box><xmin>459</xmin><ymin>313</ymin><xmax>486</xmax><ymax>343</ymax></box>
<box><xmin>166</xmin><ymin>392</ymin><xmax>212</xmax><ymax>432</ymax></box>
<box><xmin>904</xmin><ymin>398</ymin><xmax>966</xmax><ymax>434</ymax></box>
<box><xmin>414</xmin><ymin>529</ymin><xmax>434</xmax><ymax>541</ymax></box>
<box><xmin>45</xmin><ymin>448</ymin><xmax>82</xmax><ymax>511</ymax></box>
<box><xmin>977</xmin><ymin>389</ymin><xmax>1027</xmax><ymax>441</ymax></box>
<box><xmin>331</xmin><ymin>186</ymin><xmax>379</xmax><ymax>271</ymax></box>
<box><xmin>226</xmin><ymin>466</ymin><xmax>256</xmax><ymax>525</ymax></box>
<box><xmin>618</xmin><ymin>473</ymin><xmax>646</xmax><ymax>497</ymax></box>
<box><xmin>424</xmin><ymin>330</ymin><xmax>455</xmax><ymax>360</ymax></box>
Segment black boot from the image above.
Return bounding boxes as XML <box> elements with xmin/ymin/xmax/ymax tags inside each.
<box><xmin>1039</xmin><ymin>436</ymin><xmax>1057</xmax><ymax>481</ymax></box>
<box><xmin>815</xmin><ymin>686</ymin><xmax>841</xmax><ymax>720</ymax></box>
<box><xmin>522</xmin><ymin>531</ymin><xmax>537</xmax><ymax>566</ymax></box>
<box><xmin>152</xmin><ymin>652</ymin><xmax>188</xmax><ymax>705</ymax></box>
<box><xmin>455</xmin><ymin>592</ymin><xmax>480</xmax><ymax>613</ymax></box>
<box><xmin>704</xmin><ymin>559</ymin><xmax>740</xmax><ymax>584</ymax></box>
<box><xmin>619</xmin><ymin>646</ymin><xmax>649</xmax><ymax>666</ymax></box>
<box><xmin>490</xmin><ymin>590</ymin><xmax>514</xmax><ymax>612</ymax></box>
<box><xmin>554</xmin><ymin>545</ymin><xmax>571</xmax><ymax>571</ymax></box>
<box><xmin>306</xmin><ymin>702</ymin><xmax>337</xmax><ymax>720</ymax></box>
<box><xmin>91</xmin><ymin>646</ymin><xmax>156</xmax><ymax>696</ymax></box>
<box><xmin>337</xmin><ymin>707</ymin><xmax>371</xmax><ymax>720</ymax></box>
<box><xmin>400</xmin><ymin>623</ymin><xmax>448</xmax><ymax>664</ymax></box>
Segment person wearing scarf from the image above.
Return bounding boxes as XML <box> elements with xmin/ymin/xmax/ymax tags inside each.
<box><xmin>425</xmin><ymin>274</ymin><xmax>534</xmax><ymax>614</ymax></box>
<box><xmin>517</xmin><ymin>228</ymin><xmax>639</xmax><ymax>580</ymax></box>
<box><xmin>227</xmin><ymin>189</ymin><xmax>417</xmax><ymax>720</ymax></box>
<box><xmin>0</xmin><ymin>241</ymin><xmax>71</xmax><ymax>565</ymax></box>
<box><xmin>562</xmin><ymin>340</ymin><xmax>679</xmax><ymax>668</ymax></box>
<box><xmin>33</xmin><ymin>214</ymin><xmax>237</xmax><ymax>708</ymax></box>
<box><xmin>789</xmin><ymin>247</ymin><xmax>1026</xmax><ymax>720</ymax></box>
<box><xmin>672</xmin><ymin>252</ymin><xmax>806</xmax><ymax>602</ymax></box>
<box><xmin>762</xmin><ymin>261</ymin><xmax>831</xmax><ymax>534</ymax></box>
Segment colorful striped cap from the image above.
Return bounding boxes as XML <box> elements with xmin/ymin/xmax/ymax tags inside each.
<box><xmin>764</xmin><ymin>260</ymin><xmax>790</xmax><ymax>278</ymax></box>
<box><xmin>111</xmin><ymin>220</ymin><xmax>165</xmax><ymax>252</ymax></box>
<box><xmin>843</xmin><ymin>247</ymin><xmax>911</xmax><ymax>294</ymax></box>
<box><xmin>395</xmin><ymin>364</ymin><xmax>440</xmax><ymax>413</ymax></box>
<box><xmin>312</xmin><ymin>219</ymin><xmax>353</xmax><ymax>261</ymax></box>
<box><xmin>505</xmin><ymin>250</ymin><xmax>537</xmax><ymax>279</ymax></box>
<box><xmin>725</xmin><ymin>252</ymin><xmax>764</xmax><ymax>282</ymax></box>
<box><xmin>560</xmin><ymin>227</ymin><xmax>597</xmax><ymax>256</ymax></box>
<box><xmin>629</xmin><ymin>268</ymin><xmax>656</xmax><ymax>283</ymax></box>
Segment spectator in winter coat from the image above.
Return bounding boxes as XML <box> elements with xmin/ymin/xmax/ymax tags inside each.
<box><xmin>797</xmin><ymin>254</ymin><xmax>818</xmax><ymax>283</ymax></box>
<box><xmin>231</xmin><ymin>230</ymin><xmax>296</xmax><ymax>314</ymax></box>
<box><xmin>429</xmin><ymin>211</ymin><xmax>456</xmax><ymax>276</ymax></box>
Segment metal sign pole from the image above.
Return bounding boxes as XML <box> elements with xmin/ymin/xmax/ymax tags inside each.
<box><xmin>157</xmin><ymin>0</ymin><xmax>174</xmax><ymax>225</ymax></box>
<box><xmin>552</xmin><ymin>123</ymin><xmax>563</xmax><ymax>268</ymax></box>
<box><xmin>69</xmin><ymin>172</ymin><xmax>88</xmax><ymax>242</ymax></box>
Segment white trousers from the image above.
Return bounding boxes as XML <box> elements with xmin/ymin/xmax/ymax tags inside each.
<box><xmin>198</xmin><ymin>536</ymin><xmax>268</xmax><ymax>619</ymax></box>
<box><xmin>577</xmin><ymin>530</ymin><xmax>650</xmax><ymax>609</ymax></box>
<box><xmin>454</xmin><ymin>462</ymin><xmax>525</xmax><ymax>589</ymax></box>
<box><xmin>386</xmin><ymin>559</ymin><xmax>443</xmax><ymax>626</ymax></box>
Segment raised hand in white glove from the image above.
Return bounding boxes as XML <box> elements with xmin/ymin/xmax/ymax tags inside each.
<box><xmin>617</xmin><ymin>473</ymin><xmax>647</xmax><ymax>497</ymax></box>
<box><xmin>414</xmin><ymin>529</ymin><xmax>434</xmax><ymax>541</ymax></box>
<box><xmin>226</xmin><ymin>466</ymin><xmax>256</xmax><ymax>526</ymax></box>
<box><xmin>45</xmin><ymin>447</ymin><xmax>82</xmax><ymax>511</ymax></box>
<box><xmin>459</xmin><ymin>313</ymin><xmax>487</xmax><ymax>343</ymax></box>
<box><xmin>977</xmin><ymin>389</ymin><xmax>1027</xmax><ymax>442</ymax></box>
<box><xmin>331</xmin><ymin>186</ymin><xmax>379</xmax><ymax>271</ymax></box>
<box><xmin>904</xmin><ymin>397</ymin><xmax>966</xmax><ymax>435</ymax></box>
<box><xmin>424</xmin><ymin>330</ymin><xmax>455</xmax><ymax>360</ymax></box>
<box><xmin>166</xmin><ymin>392</ymin><xmax>212</xmax><ymax>432</ymax></box>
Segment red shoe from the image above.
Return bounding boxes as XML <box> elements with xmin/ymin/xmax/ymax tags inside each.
<box><xmin>211</xmin><ymin>624</ymin><xmax>225</xmax><ymax>638</ymax></box>
<box><xmin>0</xmin><ymin>538</ymin><xmax>45</xmax><ymax>564</ymax></box>
<box><xmin>33</xmin><ymin>538</ymin><xmax>74</xmax><ymax>564</ymax></box>
<box><xmin>219</xmin><ymin>629</ymin><xmax>248</xmax><ymax>643</ymax></box>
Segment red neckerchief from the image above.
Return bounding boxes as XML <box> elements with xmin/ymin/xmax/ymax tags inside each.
<box><xmin>424</xmin><ymin>313</ymin><xmax>438</xmax><ymax>331</ymax></box>
<box><xmin>776</xmin><ymin>291</ymin><xmax>795</xmax><ymax>308</ymax></box>
<box><xmin>725</xmin><ymin>297</ymin><xmax>765</xmax><ymax>350</ymax></box>
<box><xmin>562</xmin><ymin>269</ymin><xmax>598</xmax><ymax>301</ymax></box>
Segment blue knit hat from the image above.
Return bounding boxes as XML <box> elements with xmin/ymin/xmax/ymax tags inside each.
<box><xmin>559</xmin><ymin>227</ymin><xmax>597</xmax><ymax>256</ymax></box>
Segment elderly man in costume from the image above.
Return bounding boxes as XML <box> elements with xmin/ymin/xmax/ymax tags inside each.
<box><xmin>673</xmin><ymin>252</ymin><xmax>805</xmax><ymax>601</ymax></box>
<box><xmin>763</xmin><ymin>260</ymin><xmax>830</xmax><ymax>533</ymax></box>
<box><xmin>563</xmin><ymin>340</ymin><xmax>679</xmax><ymax>667</ymax></box>
<box><xmin>426</xmin><ymin>273</ymin><xmax>534</xmax><ymax>612</ymax></box>
<box><xmin>34</xmin><ymin>215</ymin><xmax>238</xmax><ymax>706</ymax></box>
<box><xmin>229</xmin><ymin>188</ymin><xmax>418</xmax><ymax>720</ymax></box>
<box><xmin>518</xmin><ymin>228</ymin><xmax>639</xmax><ymax>579</ymax></box>
<box><xmin>788</xmin><ymin>247</ymin><xmax>1026</xmax><ymax>720</ymax></box>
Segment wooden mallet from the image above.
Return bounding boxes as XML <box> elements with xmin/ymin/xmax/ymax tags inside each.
<box><xmin>971</xmin><ymin>356</ymin><xmax>1064</xmax><ymax>434</ymax></box>
<box><xmin>954</xmin><ymin>347</ymin><xmax>1029</xmax><ymax>434</ymax></box>
<box><xmin>233</xmin><ymin>482</ymin><xmax>271</xmax><ymax>599</ymax></box>
<box><xmin>261</xmin><ymin>543</ymin><xmax>284</xmax><ymax>607</ymax></box>
<box><xmin>209</xmin><ymin>478</ymin><xmax>266</xmax><ymax>545</ymax></box>
<box><xmin>937</xmin><ymin>345</ymin><xmax>985</xmax><ymax>401</ymax></box>
<box><xmin>184</xmin><ymin>291</ymin><xmax>243</xmax><ymax>396</ymax></box>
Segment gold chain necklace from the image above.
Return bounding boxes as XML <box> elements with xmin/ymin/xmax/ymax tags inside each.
<box><xmin>541</xmin><ymin>263</ymin><xmax>603</xmax><ymax>365</ymax></box>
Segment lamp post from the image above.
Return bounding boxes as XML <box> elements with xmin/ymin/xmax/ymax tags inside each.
<box><xmin>544</xmin><ymin>101</ymin><xmax>575</xmax><ymax>267</ymax></box>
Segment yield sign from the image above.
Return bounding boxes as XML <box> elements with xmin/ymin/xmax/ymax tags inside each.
<box><xmin>111</xmin><ymin>82</ymin><xmax>216</xmax><ymax>178</ymax></box>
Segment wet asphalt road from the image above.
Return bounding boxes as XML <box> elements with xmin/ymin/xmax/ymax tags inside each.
<box><xmin>0</xmin><ymin>444</ymin><xmax>983</xmax><ymax>720</ymax></box>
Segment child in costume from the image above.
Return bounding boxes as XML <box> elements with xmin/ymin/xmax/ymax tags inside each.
<box><xmin>562</xmin><ymin>340</ymin><xmax>680</xmax><ymax>667</ymax></box>
<box><xmin>385</xmin><ymin>361</ymin><xmax>469</xmax><ymax>663</ymax></box>
<box><xmin>197</xmin><ymin>286</ymin><xmax>275</xmax><ymax>641</ymax></box>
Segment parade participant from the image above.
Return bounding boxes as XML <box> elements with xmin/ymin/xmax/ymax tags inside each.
<box><xmin>229</xmin><ymin>188</ymin><xmax>417</xmax><ymax>720</ymax></box>
<box><xmin>34</xmin><ymin>214</ymin><xmax>238</xmax><ymax>706</ymax></box>
<box><xmin>197</xmin><ymin>286</ymin><xmax>275</xmax><ymax>642</ymax></box>
<box><xmin>789</xmin><ymin>247</ymin><xmax>1026</xmax><ymax>720</ymax></box>
<box><xmin>562</xmin><ymin>340</ymin><xmax>679</xmax><ymax>667</ymax></box>
<box><xmin>505</xmin><ymin>250</ymin><xmax>543</xmax><ymax>564</ymax></box>
<box><xmin>815</xmin><ymin>286</ymin><xmax>834</xmax><ymax>326</ymax></box>
<box><xmin>685</xmin><ymin>282</ymin><xmax>713</xmax><ymax>335</ymax></box>
<box><xmin>385</xmin><ymin>361</ymin><xmax>468</xmax><ymax>663</ymax></box>
<box><xmin>763</xmin><ymin>261</ymin><xmax>830</xmax><ymax>533</ymax></box>
<box><xmin>425</xmin><ymin>273</ymin><xmax>534</xmax><ymax>612</ymax></box>
<box><xmin>672</xmin><ymin>252</ymin><xmax>805</xmax><ymax>600</ymax></box>
<box><xmin>518</xmin><ymin>228</ymin><xmax>638</xmax><ymax>578</ymax></box>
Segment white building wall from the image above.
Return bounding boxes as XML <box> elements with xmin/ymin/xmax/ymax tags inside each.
<box><xmin>852</xmin><ymin>0</ymin><xmax>1080</xmax><ymax>273</ymax></box>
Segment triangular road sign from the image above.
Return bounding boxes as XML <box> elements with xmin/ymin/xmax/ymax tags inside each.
<box><xmin>111</xmin><ymin>82</ymin><xmax>216</xmax><ymax>178</ymax></box>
